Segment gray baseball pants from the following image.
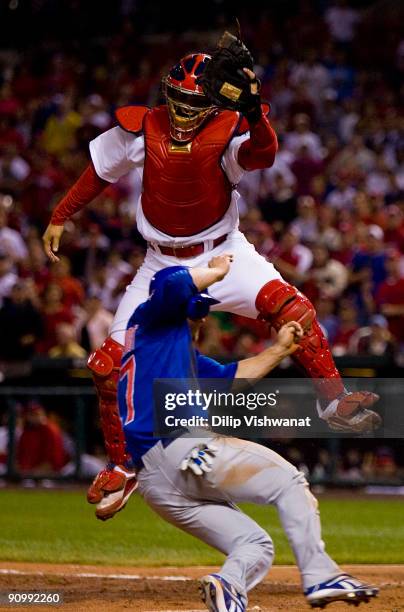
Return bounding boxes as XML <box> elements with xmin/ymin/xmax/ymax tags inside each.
<box><xmin>137</xmin><ymin>435</ymin><xmax>340</xmax><ymax>599</ymax></box>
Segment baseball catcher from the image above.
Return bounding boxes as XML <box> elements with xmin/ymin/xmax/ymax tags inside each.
<box><xmin>42</xmin><ymin>31</ymin><xmax>381</xmax><ymax>519</ymax></box>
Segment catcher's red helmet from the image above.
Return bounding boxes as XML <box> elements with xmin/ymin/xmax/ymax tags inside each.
<box><xmin>163</xmin><ymin>53</ymin><xmax>215</xmax><ymax>142</ymax></box>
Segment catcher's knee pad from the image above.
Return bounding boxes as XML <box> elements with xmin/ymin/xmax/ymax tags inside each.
<box><xmin>256</xmin><ymin>280</ymin><xmax>344</xmax><ymax>402</ymax></box>
<box><xmin>88</xmin><ymin>337</ymin><xmax>129</xmax><ymax>464</ymax></box>
<box><xmin>255</xmin><ymin>280</ymin><xmax>316</xmax><ymax>331</ymax></box>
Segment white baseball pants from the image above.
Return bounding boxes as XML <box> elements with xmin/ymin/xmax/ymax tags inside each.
<box><xmin>110</xmin><ymin>230</ymin><xmax>282</xmax><ymax>345</ymax></box>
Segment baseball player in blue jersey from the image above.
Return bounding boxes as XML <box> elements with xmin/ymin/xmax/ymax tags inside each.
<box><xmin>104</xmin><ymin>254</ymin><xmax>378</xmax><ymax>611</ymax></box>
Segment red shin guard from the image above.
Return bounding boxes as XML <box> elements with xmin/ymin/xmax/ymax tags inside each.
<box><xmin>87</xmin><ymin>336</ymin><xmax>130</xmax><ymax>465</ymax></box>
<box><xmin>256</xmin><ymin>280</ymin><xmax>345</xmax><ymax>403</ymax></box>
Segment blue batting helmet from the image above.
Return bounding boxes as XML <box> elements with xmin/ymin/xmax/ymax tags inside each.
<box><xmin>149</xmin><ymin>266</ymin><xmax>220</xmax><ymax>320</ymax></box>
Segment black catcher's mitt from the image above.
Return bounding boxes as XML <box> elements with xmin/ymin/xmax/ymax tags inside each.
<box><xmin>198</xmin><ymin>31</ymin><xmax>261</xmax><ymax>116</ymax></box>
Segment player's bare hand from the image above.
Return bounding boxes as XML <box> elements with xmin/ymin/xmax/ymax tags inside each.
<box><xmin>276</xmin><ymin>321</ymin><xmax>304</xmax><ymax>354</ymax></box>
<box><xmin>208</xmin><ymin>254</ymin><xmax>233</xmax><ymax>279</ymax></box>
<box><xmin>243</xmin><ymin>68</ymin><xmax>259</xmax><ymax>95</ymax></box>
<box><xmin>42</xmin><ymin>223</ymin><xmax>64</xmax><ymax>262</ymax></box>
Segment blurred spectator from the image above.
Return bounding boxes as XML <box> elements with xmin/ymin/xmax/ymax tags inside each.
<box><xmin>330</xmin><ymin>134</ymin><xmax>376</xmax><ymax>177</ymax></box>
<box><xmin>0</xmin><ymin>255</ymin><xmax>17</xmax><ymax>307</ymax></box>
<box><xmin>17</xmin><ymin>403</ymin><xmax>70</xmax><ymax>474</ymax></box>
<box><xmin>0</xmin><ymin>411</ymin><xmax>21</xmax><ymax>477</ymax></box>
<box><xmin>362</xmin><ymin>447</ymin><xmax>399</xmax><ymax>481</ymax></box>
<box><xmin>258</xmin><ymin>172</ymin><xmax>297</xmax><ymax>227</ymax></box>
<box><xmin>384</xmin><ymin>205</ymin><xmax>404</xmax><ymax>253</ymax></box>
<box><xmin>349</xmin><ymin>314</ymin><xmax>396</xmax><ymax>357</ymax></box>
<box><xmin>317</xmin><ymin>90</ymin><xmax>341</xmax><ymax>136</ymax></box>
<box><xmin>19</xmin><ymin>240</ymin><xmax>50</xmax><ymax>294</ymax></box>
<box><xmin>77</xmin><ymin>295</ymin><xmax>114</xmax><ymax>352</ymax></box>
<box><xmin>75</xmin><ymin>223</ymin><xmax>110</xmax><ymax>280</ymax></box>
<box><xmin>325</xmin><ymin>176</ymin><xmax>356</xmax><ymax>211</ymax></box>
<box><xmin>350</xmin><ymin>225</ymin><xmax>387</xmax><ymax>291</ymax></box>
<box><xmin>41</xmin><ymin>95</ymin><xmax>82</xmax><ymax>156</ymax></box>
<box><xmin>232</xmin><ymin>330</ymin><xmax>267</xmax><ymax>359</ymax></box>
<box><xmin>312</xmin><ymin>449</ymin><xmax>333</xmax><ymax>481</ymax></box>
<box><xmin>304</xmin><ymin>244</ymin><xmax>348</xmax><ymax>300</ymax></box>
<box><xmin>324</xmin><ymin>0</ymin><xmax>360</xmax><ymax>45</ymax></box>
<box><xmin>288</xmin><ymin>86</ymin><xmax>316</xmax><ymax>123</ymax></box>
<box><xmin>198</xmin><ymin>315</ymin><xmax>230</xmax><ymax>357</ymax></box>
<box><xmin>50</xmin><ymin>256</ymin><xmax>84</xmax><ymax>309</ymax></box>
<box><xmin>48</xmin><ymin>322</ymin><xmax>87</xmax><ymax>358</ymax></box>
<box><xmin>269</xmin><ymin>227</ymin><xmax>313</xmax><ymax>285</ymax></box>
<box><xmin>291</xmin><ymin>145</ymin><xmax>324</xmax><ymax>196</ymax></box>
<box><xmin>315</xmin><ymin>298</ymin><xmax>339</xmax><ymax>344</ymax></box>
<box><xmin>332</xmin><ymin>299</ymin><xmax>359</xmax><ymax>355</ymax></box>
<box><xmin>375</xmin><ymin>249</ymin><xmax>404</xmax><ymax>346</ymax></box>
<box><xmin>290</xmin><ymin>50</ymin><xmax>331</xmax><ymax>93</ymax></box>
<box><xmin>0</xmin><ymin>206</ymin><xmax>28</xmax><ymax>262</ymax></box>
<box><xmin>338</xmin><ymin>98</ymin><xmax>359</xmax><ymax>143</ymax></box>
<box><xmin>285</xmin><ymin>114</ymin><xmax>322</xmax><ymax>160</ymax></box>
<box><xmin>316</xmin><ymin>207</ymin><xmax>343</xmax><ymax>252</ymax></box>
<box><xmin>86</xmin><ymin>264</ymin><xmax>119</xmax><ymax>312</ymax></box>
<box><xmin>38</xmin><ymin>283</ymin><xmax>74</xmax><ymax>353</ymax></box>
<box><xmin>290</xmin><ymin>196</ymin><xmax>318</xmax><ymax>243</ymax></box>
<box><xmin>338</xmin><ymin>448</ymin><xmax>363</xmax><ymax>482</ymax></box>
<box><xmin>326</xmin><ymin>49</ymin><xmax>355</xmax><ymax>101</ymax></box>
<box><xmin>0</xmin><ymin>145</ymin><xmax>30</xmax><ymax>192</ymax></box>
<box><xmin>285</xmin><ymin>447</ymin><xmax>309</xmax><ymax>478</ymax></box>
<box><xmin>0</xmin><ymin>281</ymin><xmax>43</xmax><ymax>361</ymax></box>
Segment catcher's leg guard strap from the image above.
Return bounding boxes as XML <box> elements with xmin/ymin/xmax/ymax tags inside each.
<box><xmin>256</xmin><ymin>280</ymin><xmax>344</xmax><ymax>402</ymax></box>
<box><xmin>87</xmin><ymin>336</ymin><xmax>129</xmax><ymax>465</ymax></box>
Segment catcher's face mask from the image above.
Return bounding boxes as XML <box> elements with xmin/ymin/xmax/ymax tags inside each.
<box><xmin>163</xmin><ymin>53</ymin><xmax>215</xmax><ymax>143</ymax></box>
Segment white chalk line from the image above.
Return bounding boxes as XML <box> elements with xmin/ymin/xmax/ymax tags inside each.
<box><xmin>1</xmin><ymin>567</ymin><xmax>403</xmax><ymax>590</ymax></box>
<box><xmin>0</xmin><ymin>569</ymin><xmax>190</xmax><ymax>581</ymax></box>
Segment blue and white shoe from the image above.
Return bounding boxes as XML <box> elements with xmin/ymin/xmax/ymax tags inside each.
<box><xmin>305</xmin><ymin>573</ymin><xmax>379</xmax><ymax>608</ymax></box>
<box><xmin>199</xmin><ymin>573</ymin><xmax>246</xmax><ymax>612</ymax></box>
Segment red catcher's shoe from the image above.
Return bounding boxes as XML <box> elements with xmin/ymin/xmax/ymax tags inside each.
<box><xmin>327</xmin><ymin>391</ymin><xmax>381</xmax><ymax>433</ymax></box>
<box><xmin>87</xmin><ymin>464</ymin><xmax>138</xmax><ymax>520</ymax></box>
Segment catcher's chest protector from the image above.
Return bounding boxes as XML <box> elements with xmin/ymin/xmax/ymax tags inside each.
<box><xmin>142</xmin><ymin>106</ymin><xmax>240</xmax><ymax>236</ymax></box>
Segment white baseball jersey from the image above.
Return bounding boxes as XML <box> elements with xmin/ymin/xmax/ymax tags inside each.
<box><xmin>90</xmin><ymin>127</ymin><xmax>250</xmax><ymax>246</ymax></box>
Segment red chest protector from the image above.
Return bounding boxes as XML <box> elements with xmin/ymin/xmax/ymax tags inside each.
<box><xmin>116</xmin><ymin>105</ymin><xmax>242</xmax><ymax>237</ymax></box>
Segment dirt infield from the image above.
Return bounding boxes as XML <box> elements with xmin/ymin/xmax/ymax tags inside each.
<box><xmin>0</xmin><ymin>563</ymin><xmax>403</xmax><ymax>611</ymax></box>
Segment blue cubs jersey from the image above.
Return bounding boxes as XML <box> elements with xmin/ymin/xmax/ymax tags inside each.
<box><xmin>118</xmin><ymin>267</ymin><xmax>237</xmax><ymax>465</ymax></box>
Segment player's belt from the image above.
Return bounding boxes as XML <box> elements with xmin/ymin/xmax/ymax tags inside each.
<box><xmin>149</xmin><ymin>233</ymin><xmax>228</xmax><ymax>258</ymax></box>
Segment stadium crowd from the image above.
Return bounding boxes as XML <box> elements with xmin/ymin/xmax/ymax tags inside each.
<box><xmin>0</xmin><ymin>0</ymin><xmax>403</xmax><ymax>365</ymax></box>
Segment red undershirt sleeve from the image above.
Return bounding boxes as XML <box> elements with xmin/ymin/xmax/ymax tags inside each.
<box><xmin>237</xmin><ymin>111</ymin><xmax>278</xmax><ymax>171</ymax></box>
<box><xmin>50</xmin><ymin>162</ymin><xmax>109</xmax><ymax>225</ymax></box>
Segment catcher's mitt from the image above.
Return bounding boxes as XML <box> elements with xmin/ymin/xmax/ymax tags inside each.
<box><xmin>197</xmin><ymin>31</ymin><xmax>261</xmax><ymax>115</ymax></box>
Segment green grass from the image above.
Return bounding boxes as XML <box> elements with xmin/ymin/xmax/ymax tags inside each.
<box><xmin>0</xmin><ymin>490</ymin><xmax>402</xmax><ymax>566</ymax></box>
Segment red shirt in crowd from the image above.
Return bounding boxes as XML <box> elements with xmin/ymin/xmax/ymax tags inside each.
<box><xmin>376</xmin><ymin>278</ymin><xmax>404</xmax><ymax>342</ymax></box>
<box><xmin>332</xmin><ymin>325</ymin><xmax>359</xmax><ymax>351</ymax></box>
<box><xmin>52</xmin><ymin>276</ymin><xmax>85</xmax><ymax>309</ymax></box>
<box><xmin>37</xmin><ymin>307</ymin><xmax>73</xmax><ymax>353</ymax></box>
<box><xmin>17</xmin><ymin>420</ymin><xmax>69</xmax><ymax>472</ymax></box>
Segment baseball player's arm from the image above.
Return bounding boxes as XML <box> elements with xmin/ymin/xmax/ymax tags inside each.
<box><xmin>235</xmin><ymin>322</ymin><xmax>303</xmax><ymax>379</ymax></box>
<box><xmin>42</xmin><ymin>162</ymin><xmax>108</xmax><ymax>262</ymax></box>
<box><xmin>237</xmin><ymin>68</ymin><xmax>278</xmax><ymax>171</ymax></box>
<box><xmin>189</xmin><ymin>254</ymin><xmax>233</xmax><ymax>292</ymax></box>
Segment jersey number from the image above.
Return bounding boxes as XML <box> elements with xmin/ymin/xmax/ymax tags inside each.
<box><xmin>120</xmin><ymin>355</ymin><xmax>136</xmax><ymax>425</ymax></box>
